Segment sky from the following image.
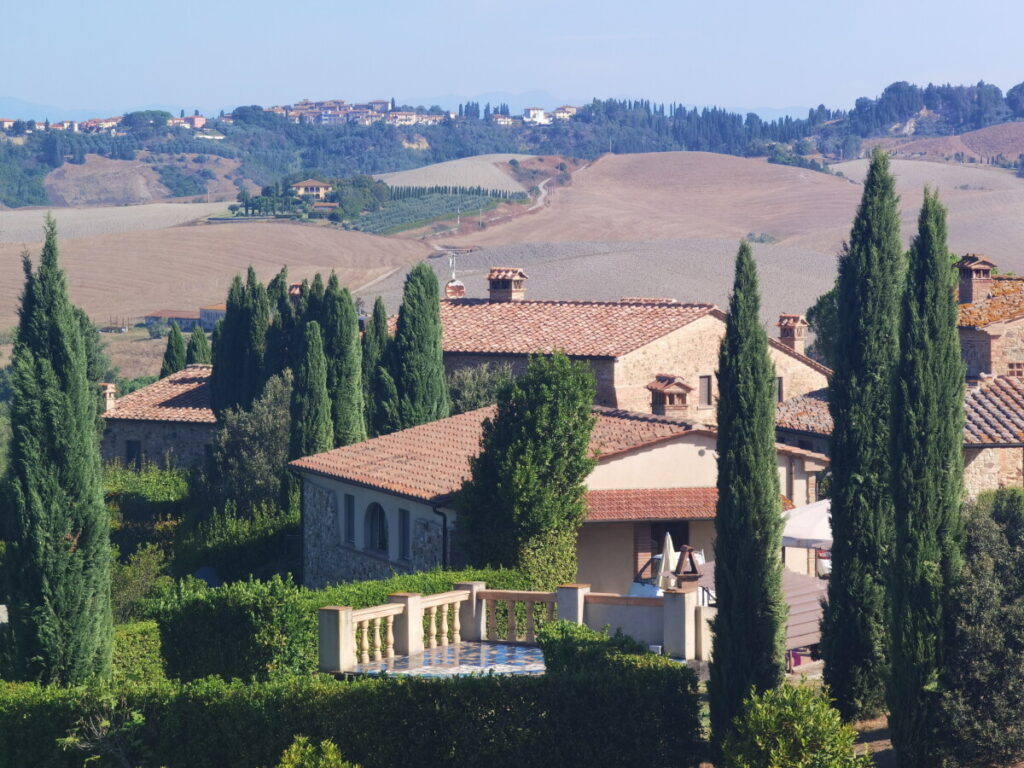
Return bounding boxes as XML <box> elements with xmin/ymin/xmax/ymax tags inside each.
<box><xmin>3</xmin><ymin>0</ymin><xmax>1023</xmax><ymax>119</ymax></box>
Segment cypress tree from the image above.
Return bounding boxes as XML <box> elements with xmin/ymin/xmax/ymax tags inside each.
<box><xmin>370</xmin><ymin>365</ymin><xmax>402</xmax><ymax>437</ymax></box>
<box><xmin>290</xmin><ymin>321</ymin><xmax>333</xmax><ymax>460</ymax></box>
<box><xmin>241</xmin><ymin>267</ymin><xmax>270</xmax><ymax>408</ymax></box>
<box><xmin>160</xmin><ymin>321</ymin><xmax>187</xmax><ymax>378</ymax></box>
<box><xmin>820</xmin><ymin>148</ymin><xmax>904</xmax><ymax>720</ymax></box>
<box><xmin>1</xmin><ymin>216</ymin><xmax>112</xmax><ymax>684</ymax></box>
<box><xmin>321</xmin><ymin>276</ymin><xmax>367</xmax><ymax>446</ymax></box>
<box><xmin>390</xmin><ymin>263</ymin><xmax>449</xmax><ymax>429</ymax></box>
<box><xmin>362</xmin><ymin>296</ymin><xmax>390</xmax><ymax>435</ymax></box>
<box><xmin>185</xmin><ymin>326</ymin><xmax>211</xmax><ymax>365</ymax></box>
<box><xmin>265</xmin><ymin>267</ymin><xmax>295</xmax><ymax>377</ymax></box>
<box><xmin>888</xmin><ymin>190</ymin><xmax>964</xmax><ymax>767</ymax></box>
<box><xmin>210</xmin><ymin>275</ymin><xmax>245</xmax><ymax>416</ymax></box>
<box><xmin>708</xmin><ymin>241</ymin><xmax>787</xmax><ymax>748</ymax></box>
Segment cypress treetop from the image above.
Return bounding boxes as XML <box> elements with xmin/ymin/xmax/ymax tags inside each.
<box><xmin>1</xmin><ymin>215</ymin><xmax>112</xmax><ymax>684</ymax></box>
<box><xmin>391</xmin><ymin>263</ymin><xmax>449</xmax><ymax>429</ymax></box>
<box><xmin>321</xmin><ymin>278</ymin><xmax>367</xmax><ymax>446</ymax></box>
<box><xmin>888</xmin><ymin>190</ymin><xmax>965</xmax><ymax>768</ymax></box>
<box><xmin>160</xmin><ymin>321</ymin><xmax>187</xmax><ymax>378</ymax></box>
<box><xmin>185</xmin><ymin>325</ymin><xmax>211</xmax><ymax>365</ymax></box>
<box><xmin>708</xmin><ymin>241</ymin><xmax>787</xmax><ymax>748</ymax></box>
<box><xmin>290</xmin><ymin>321</ymin><xmax>334</xmax><ymax>460</ymax></box>
<box><xmin>821</xmin><ymin>147</ymin><xmax>904</xmax><ymax>720</ymax></box>
<box><xmin>363</xmin><ymin>296</ymin><xmax>391</xmax><ymax>436</ymax></box>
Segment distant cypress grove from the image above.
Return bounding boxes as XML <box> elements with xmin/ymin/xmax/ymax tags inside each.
<box><xmin>820</xmin><ymin>148</ymin><xmax>904</xmax><ymax>720</ymax></box>
<box><xmin>708</xmin><ymin>241</ymin><xmax>787</xmax><ymax>748</ymax></box>
<box><xmin>888</xmin><ymin>191</ymin><xmax>965</xmax><ymax>767</ymax></box>
<box><xmin>185</xmin><ymin>325</ymin><xmax>211</xmax><ymax>365</ymax></box>
<box><xmin>0</xmin><ymin>216</ymin><xmax>112</xmax><ymax>684</ymax></box>
<box><xmin>160</xmin><ymin>321</ymin><xmax>186</xmax><ymax>378</ymax></box>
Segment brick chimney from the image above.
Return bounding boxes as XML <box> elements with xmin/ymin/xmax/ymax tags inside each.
<box><xmin>443</xmin><ymin>279</ymin><xmax>466</xmax><ymax>299</ymax></box>
<box><xmin>956</xmin><ymin>254</ymin><xmax>996</xmax><ymax>304</ymax></box>
<box><xmin>487</xmin><ymin>267</ymin><xmax>528</xmax><ymax>303</ymax></box>
<box><xmin>776</xmin><ymin>314</ymin><xmax>809</xmax><ymax>356</ymax></box>
<box><xmin>647</xmin><ymin>374</ymin><xmax>692</xmax><ymax>417</ymax></box>
<box><xmin>99</xmin><ymin>382</ymin><xmax>117</xmax><ymax>413</ymax></box>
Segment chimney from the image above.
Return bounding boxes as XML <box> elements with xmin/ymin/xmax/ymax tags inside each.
<box><xmin>443</xmin><ymin>279</ymin><xmax>466</xmax><ymax>299</ymax></box>
<box><xmin>956</xmin><ymin>254</ymin><xmax>995</xmax><ymax>305</ymax></box>
<box><xmin>487</xmin><ymin>267</ymin><xmax>528</xmax><ymax>303</ymax></box>
<box><xmin>647</xmin><ymin>374</ymin><xmax>692</xmax><ymax>417</ymax></box>
<box><xmin>99</xmin><ymin>382</ymin><xmax>117</xmax><ymax>413</ymax></box>
<box><xmin>776</xmin><ymin>314</ymin><xmax>809</xmax><ymax>356</ymax></box>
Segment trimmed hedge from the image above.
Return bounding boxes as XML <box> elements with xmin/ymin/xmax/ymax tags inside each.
<box><xmin>156</xmin><ymin>569</ymin><xmax>531</xmax><ymax>681</ymax></box>
<box><xmin>537</xmin><ymin>619</ymin><xmax>648</xmax><ymax>674</ymax></box>
<box><xmin>112</xmin><ymin>621</ymin><xmax>166</xmax><ymax>685</ymax></box>
<box><xmin>0</xmin><ymin>666</ymin><xmax>703</xmax><ymax>768</ymax></box>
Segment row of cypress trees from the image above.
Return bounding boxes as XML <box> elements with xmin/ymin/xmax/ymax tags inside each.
<box><xmin>710</xmin><ymin>150</ymin><xmax>965</xmax><ymax>766</ymax></box>
<box><xmin>159</xmin><ymin>323</ymin><xmax>211</xmax><ymax>378</ymax></box>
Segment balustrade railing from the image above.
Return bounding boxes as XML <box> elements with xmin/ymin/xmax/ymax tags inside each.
<box><xmin>477</xmin><ymin>589</ymin><xmax>557</xmax><ymax>643</ymax></box>
<box><xmin>350</xmin><ymin>603</ymin><xmax>403</xmax><ymax>665</ymax></box>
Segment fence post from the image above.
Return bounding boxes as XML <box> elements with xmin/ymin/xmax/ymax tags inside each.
<box><xmin>318</xmin><ymin>606</ymin><xmax>354</xmax><ymax>673</ymax></box>
<box><xmin>556</xmin><ymin>584</ymin><xmax>590</xmax><ymax>625</ymax></box>
<box><xmin>389</xmin><ymin>592</ymin><xmax>424</xmax><ymax>656</ymax></box>
<box><xmin>662</xmin><ymin>588</ymin><xmax>699</xmax><ymax>659</ymax></box>
<box><xmin>455</xmin><ymin>581</ymin><xmax>486</xmax><ymax>642</ymax></box>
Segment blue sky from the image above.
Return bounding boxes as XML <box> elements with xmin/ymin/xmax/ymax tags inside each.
<box><xmin>3</xmin><ymin>0</ymin><xmax>1022</xmax><ymax>118</ymax></box>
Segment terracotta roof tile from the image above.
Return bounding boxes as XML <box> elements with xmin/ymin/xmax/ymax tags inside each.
<box><xmin>103</xmin><ymin>365</ymin><xmax>216</xmax><ymax>424</ymax></box>
<box><xmin>439</xmin><ymin>299</ymin><xmax>716</xmax><ymax>358</ymax></box>
<box><xmin>585</xmin><ymin>487</ymin><xmax>795</xmax><ymax>522</ymax></box>
<box><xmin>486</xmin><ymin>267</ymin><xmax>528</xmax><ymax>281</ymax></box>
<box><xmin>778</xmin><ymin>378</ymin><xmax>1024</xmax><ymax>446</ymax></box>
<box><xmin>291</xmin><ymin>406</ymin><xmax>693</xmax><ymax>503</ymax></box>
<box><xmin>958</xmin><ymin>276</ymin><xmax>1024</xmax><ymax>327</ymax></box>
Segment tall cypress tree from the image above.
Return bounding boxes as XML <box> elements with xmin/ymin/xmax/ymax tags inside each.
<box><xmin>241</xmin><ymin>267</ymin><xmax>270</xmax><ymax>408</ymax></box>
<box><xmin>820</xmin><ymin>148</ymin><xmax>904</xmax><ymax>720</ymax></box>
<box><xmin>708</xmin><ymin>241</ymin><xmax>787</xmax><ymax>747</ymax></box>
<box><xmin>264</xmin><ymin>266</ymin><xmax>294</xmax><ymax>378</ymax></box>
<box><xmin>160</xmin><ymin>321</ymin><xmax>187</xmax><ymax>378</ymax></box>
<box><xmin>185</xmin><ymin>325</ymin><xmax>211</xmax><ymax>365</ymax></box>
<box><xmin>888</xmin><ymin>190</ymin><xmax>964</xmax><ymax>768</ymax></box>
<box><xmin>211</xmin><ymin>275</ymin><xmax>245</xmax><ymax>416</ymax></box>
<box><xmin>290</xmin><ymin>321</ymin><xmax>333</xmax><ymax>460</ymax></box>
<box><xmin>1</xmin><ymin>216</ymin><xmax>112</xmax><ymax>684</ymax></box>
<box><xmin>362</xmin><ymin>296</ymin><xmax>390</xmax><ymax>435</ymax></box>
<box><xmin>321</xmin><ymin>276</ymin><xmax>367</xmax><ymax>446</ymax></box>
<box><xmin>390</xmin><ymin>263</ymin><xmax>449</xmax><ymax>429</ymax></box>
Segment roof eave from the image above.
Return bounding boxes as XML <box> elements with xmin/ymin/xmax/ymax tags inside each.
<box><xmin>289</xmin><ymin>463</ymin><xmax>458</xmax><ymax>507</ymax></box>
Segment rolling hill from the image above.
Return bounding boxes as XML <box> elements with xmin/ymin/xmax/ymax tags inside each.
<box><xmin>375</xmin><ymin>154</ymin><xmax>531</xmax><ymax>192</ymax></box>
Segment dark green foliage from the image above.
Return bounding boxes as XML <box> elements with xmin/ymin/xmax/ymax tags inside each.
<box><xmin>278</xmin><ymin>736</ymin><xmax>358</xmax><ymax>768</ymax></box>
<box><xmin>155</xmin><ymin>164</ymin><xmax>207</xmax><ymax>197</ymax></box>
<box><xmin>362</xmin><ymin>297</ymin><xmax>391</xmax><ymax>436</ymax></box>
<box><xmin>210</xmin><ymin>269</ymin><xmax>270</xmax><ymax>415</ymax></box>
<box><xmin>457</xmin><ymin>353</ymin><xmax>596</xmax><ymax>589</ymax></box>
<box><xmin>354</xmin><ymin>193</ymin><xmax>497</xmax><ymax>235</ymax></box>
<box><xmin>448</xmin><ymin>362</ymin><xmax>514</xmax><ymax>414</ymax></box>
<box><xmin>709</xmin><ymin>242</ymin><xmax>786</xmax><ymax>748</ymax></box>
<box><xmin>390</xmin><ymin>264</ymin><xmax>449</xmax><ymax>429</ymax></box>
<box><xmin>185</xmin><ymin>326</ymin><xmax>211</xmax><ymax>365</ymax></box>
<box><xmin>320</xmin><ymin>278</ymin><xmax>366</xmax><ymax>446</ymax></box>
<box><xmin>721</xmin><ymin>685</ymin><xmax>874</xmax><ymax>768</ymax></box>
<box><xmin>821</xmin><ymin>149</ymin><xmax>904</xmax><ymax>720</ymax></box>
<box><xmin>290</xmin><ymin>323</ymin><xmax>333</xmax><ymax>459</ymax></box>
<box><xmin>1</xmin><ymin>216</ymin><xmax>113</xmax><ymax>685</ymax></box>
<box><xmin>174</xmin><ymin>502</ymin><xmax>299</xmax><ymax>583</ymax></box>
<box><xmin>888</xmin><ymin>190</ymin><xmax>964</xmax><ymax>768</ymax></box>
<box><xmin>117</xmin><ymin>374</ymin><xmax>158</xmax><ymax>395</ymax></box>
<box><xmin>159</xmin><ymin>321</ymin><xmax>187</xmax><ymax>378</ymax></box>
<box><xmin>112</xmin><ymin>621</ymin><xmax>166</xmax><ymax>686</ymax></box>
<box><xmin>265</xmin><ymin>267</ymin><xmax>297</xmax><ymax>377</ymax></box>
<box><xmin>537</xmin><ymin>620</ymin><xmax>648</xmax><ymax>674</ymax></box>
<box><xmin>206</xmin><ymin>371</ymin><xmax>292</xmax><ymax>513</ymax></box>
<box><xmin>805</xmin><ymin>282</ymin><xmax>838</xmax><ymax>368</ymax></box>
<box><xmin>75</xmin><ymin>308</ymin><xmax>118</xmax><ymax>384</ymax></box>
<box><xmin>369</xmin><ymin>365</ymin><xmax>401</xmax><ymax>437</ymax></box>
<box><xmin>939</xmin><ymin>489</ymin><xmax>1024</xmax><ymax>767</ymax></box>
<box><xmin>105</xmin><ymin>461</ymin><xmax>190</xmax><ymax>566</ymax></box>
<box><xmin>0</xmin><ymin>660</ymin><xmax>704</xmax><ymax>768</ymax></box>
<box><xmin>111</xmin><ymin>544</ymin><xmax>173</xmax><ymax>624</ymax></box>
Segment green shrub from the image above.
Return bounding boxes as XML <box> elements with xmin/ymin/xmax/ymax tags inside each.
<box><xmin>174</xmin><ymin>502</ymin><xmax>299</xmax><ymax>582</ymax></box>
<box><xmin>722</xmin><ymin>684</ymin><xmax>873</xmax><ymax>768</ymax></box>
<box><xmin>0</xmin><ymin>666</ymin><xmax>704</xmax><ymax>768</ymax></box>
<box><xmin>278</xmin><ymin>736</ymin><xmax>359</xmax><ymax>767</ymax></box>
<box><xmin>105</xmin><ymin>462</ymin><xmax>190</xmax><ymax>523</ymax></box>
<box><xmin>537</xmin><ymin>620</ymin><xmax>648</xmax><ymax>674</ymax></box>
<box><xmin>113</xmin><ymin>621</ymin><xmax>166</xmax><ymax>685</ymax></box>
<box><xmin>112</xmin><ymin>543</ymin><xmax>174</xmax><ymax>622</ymax></box>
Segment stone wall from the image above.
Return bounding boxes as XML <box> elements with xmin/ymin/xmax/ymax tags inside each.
<box><xmin>960</xmin><ymin>327</ymin><xmax>996</xmax><ymax>377</ymax></box>
<box><xmin>101</xmin><ymin>419</ymin><xmax>216</xmax><ymax>469</ymax></box>
<box><xmin>443</xmin><ymin>353</ymin><xmax>618</xmax><ymax>407</ymax></box>
<box><xmin>963</xmin><ymin>446</ymin><xmax>1024</xmax><ymax>500</ymax></box>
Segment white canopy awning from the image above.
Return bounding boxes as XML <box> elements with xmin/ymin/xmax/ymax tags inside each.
<box><xmin>782</xmin><ymin>499</ymin><xmax>832</xmax><ymax>549</ymax></box>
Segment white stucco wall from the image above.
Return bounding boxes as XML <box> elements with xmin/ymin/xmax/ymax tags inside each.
<box><xmin>587</xmin><ymin>433</ymin><xmax>719</xmax><ymax>490</ymax></box>
<box><xmin>577</xmin><ymin>522</ymin><xmax>636</xmax><ymax>593</ymax></box>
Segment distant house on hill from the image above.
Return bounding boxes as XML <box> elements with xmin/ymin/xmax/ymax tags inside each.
<box><xmin>775</xmin><ymin>375</ymin><xmax>1024</xmax><ymax>499</ymax></box>
<box><xmin>144</xmin><ymin>310</ymin><xmax>201</xmax><ymax>332</ymax></box>
<box><xmin>437</xmin><ymin>268</ymin><xmax>830</xmax><ymax>415</ymax></box>
<box><xmin>290</xmin><ymin>406</ymin><xmax>828</xmax><ymax>591</ymax></box>
<box><xmin>290</xmin><ymin>179</ymin><xmax>333</xmax><ymax>200</ymax></box>
<box><xmin>101</xmin><ymin>365</ymin><xmax>216</xmax><ymax>469</ymax></box>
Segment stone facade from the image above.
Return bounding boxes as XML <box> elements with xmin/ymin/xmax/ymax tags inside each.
<box><xmin>444</xmin><ymin>353</ymin><xmax>619</xmax><ymax>407</ymax></box>
<box><xmin>963</xmin><ymin>446</ymin><xmax>1024</xmax><ymax>500</ymax></box>
<box><xmin>101</xmin><ymin>419</ymin><xmax>216</xmax><ymax>469</ymax></box>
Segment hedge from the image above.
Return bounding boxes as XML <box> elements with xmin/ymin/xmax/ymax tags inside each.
<box><xmin>112</xmin><ymin>621</ymin><xmax>166</xmax><ymax>686</ymax></box>
<box><xmin>0</xmin><ymin>666</ymin><xmax>702</xmax><ymax>768</ymax></box>
<box><xmin>156</xmin><ymin>568</ymin><xmax>531</xmax><ymax>681</ymax></box>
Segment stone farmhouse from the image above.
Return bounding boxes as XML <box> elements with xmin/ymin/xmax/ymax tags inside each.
<box><xmin>291</xmin><ymin>405</ymin><xmax>827</xmax><ymax>592</ymax></box>
<box><xmin>101</xmin><ymin>365</ymin><xmax>216</xmax><ymax>469</ymax></box>
<box><xmin>439</xmin><ymin>268</ymin><xmax>830</xmax><ymax>416</ymax></box>
<box><xmin>957</xmin><ymin>254</ymin><xmax>1024</xmax><ymax>377</ymax></box>
<box><xmin>775</xmin><ymin>375</ymin><xmax>1024</xmax><ymax>499</ymax></box>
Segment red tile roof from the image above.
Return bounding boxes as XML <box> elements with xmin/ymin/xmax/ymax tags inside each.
<box><xmin>291</xmin><ymin>179</ymin><xmax>331</xmax><ymax>188</ymax></box>
<box><xmin>146</xmin><ymin>309</ymin><xmax>200</xmax><ymax>319</ymax></box>
<box><xmin>290</xmin><ymin>406</ymin><xmax>694</xmax><ymax>503</ymax></box>
<box><xmin>958</xmin><ymin>276</ymin><xmax>1024</xmax><ymax>327</ymax></box>
<box><xmin>104</xmin><ymin>365</ymin><xmax>216</xmax><ymax>424</ymax></box>
<box><xmin>486</xmin><ymin>267</ymin><xmax>528</xmax><ymax>281</ymax></box>
<box><xmin>777</xmin><ymin>378</ymin><xmax>1024</xmax><ymax>446</ymax></box>
<box><xmin>439</xmin><ymin>299</ymin><xmax>717</xmax><ymax>358</ymax></box>
<box><xmin>585</xmin><ymin>487</ymin><xmax>795</xmax><ymax>522</ymax></box>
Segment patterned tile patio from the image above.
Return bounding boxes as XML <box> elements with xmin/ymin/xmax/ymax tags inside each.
<box><xmin>351</xmin><ymin>641</ymin><xmax>546</xmax><ymax>678</ymax></box>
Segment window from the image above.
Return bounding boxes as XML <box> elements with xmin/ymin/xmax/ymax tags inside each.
<box><xmin>364</xmin><ymin>503</ymin><xmax>388</xmax><ymax>554</ymax></box>
<box><xmin>777</xmin><ymin>377</ymin><xmax>785</xmax><ymax>403</ymax></box>
<box><xmin>344</xmin><ymin>494</ymin><xmax>355</xmax><ymax>545</ymax></box>
<box><xmin>399</xmin><ymin>508</ymin><xmax>411</xmax><ymax>560</ymax></box>
<box><xmin>125</xmin><ymin>440</ymin><xmax>142</xmax><ymax>470</ymax></box>
<box><xmin>1010</xmin><ymin>362</ymin><xmax>1024</xmax><ymax>376</ymax></box>
<box><xmin>699</xmin><ymin>376</ymin><xmax>712</xmax><ymax>407</ymax></box>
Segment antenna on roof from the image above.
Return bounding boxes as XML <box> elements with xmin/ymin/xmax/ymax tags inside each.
<box><xmin>448</xmin><ymin>250</ymin><xmax>457</xmax><ymax>282</ymax></box>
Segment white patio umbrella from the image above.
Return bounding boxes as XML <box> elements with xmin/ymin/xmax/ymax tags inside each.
<box><xmin>656</xmin><ymin>531</ymin><xmax>678</xmax><ymax>589</ymax></box>
<box><xmin>782</xmin><ymin>499</ymin><xmax>832</xmax><ymax>549</ymax></box>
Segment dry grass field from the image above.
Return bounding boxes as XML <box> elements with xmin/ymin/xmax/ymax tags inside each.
<box><xmin>0</xmin><ymin>202</ymin><xmax>229</xmax><ymax>243</ymax></box>
<box><xmin>375</xmin><ymin>154</ymin><xmax>533</xmax><ymax>192</ymax></box>
<box><xmin>871</xmin><ymin>121</ymin><xmax>1024</xmax><ymax>163</ymax></box>
<box><xmin>0</xmin><ymin>220</ymin><xmax>429</xmax><ymax>330</ymax></box>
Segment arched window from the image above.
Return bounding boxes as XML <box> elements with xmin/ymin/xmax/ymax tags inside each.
<box><xmin>364</xmin><ymin>503</ymin><xmax>389</xmax><ymax>555</ymax></box>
